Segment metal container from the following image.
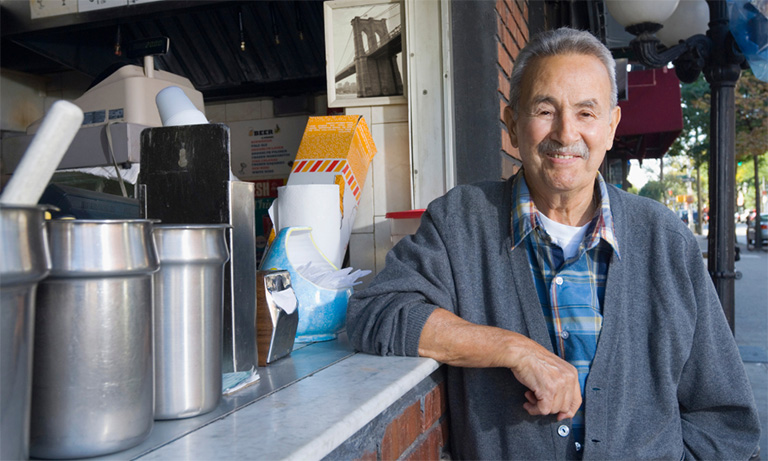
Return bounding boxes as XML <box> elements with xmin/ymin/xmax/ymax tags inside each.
<box><xmin>0</xmin><ymin>205</ymin><xmax>50</xmax><ymax>461</ymax></box>
<box><xmin>152</xmin><ymin>224</ymin><xmax>229</xmax><ymax>420</ymax></box>
<box><xmin>30</xmin><ymin>219</ymin><xmax>158</xmax><ymax>459</ymax></box>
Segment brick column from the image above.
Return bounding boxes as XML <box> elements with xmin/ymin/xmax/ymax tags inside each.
<box><xmin>496</xmin><ymin>0</ymin><xmax>529</xmax><ymax>179</ymax></box>
<box><xmin>328</xmin><ymin>369</ymin><xmax>448</xmax><ymax>460</ymax></box>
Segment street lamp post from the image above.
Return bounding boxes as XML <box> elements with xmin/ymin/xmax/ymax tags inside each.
<box><xmin>606</xmin><ymin>0</ymin><xmax>745</xmax><ymax>332</ymax></box>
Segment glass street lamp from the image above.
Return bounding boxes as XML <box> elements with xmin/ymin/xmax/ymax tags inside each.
<box><xmin>606</xmin><ymin>0</ymin><xmax>745</xmax><ymax>332</ymax></box>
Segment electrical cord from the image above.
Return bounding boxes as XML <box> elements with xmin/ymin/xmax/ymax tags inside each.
<box><xmin>105</xmin><ymin>121</ymin><xmax>128</xmax><ymax>198</ymax></box>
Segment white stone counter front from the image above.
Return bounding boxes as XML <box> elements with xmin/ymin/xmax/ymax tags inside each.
<box><xmin>93</xmin><ymin>334</ymin><xmax>440</xmax><ymax>461</ymax></box>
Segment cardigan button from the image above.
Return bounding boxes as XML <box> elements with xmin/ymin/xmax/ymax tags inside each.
<box><xmin>557</xmin><ymin>425</ymin><xmax>570</xmax><ymax>437</ymax></box>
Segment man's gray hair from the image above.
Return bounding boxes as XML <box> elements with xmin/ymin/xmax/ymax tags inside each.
<box><xmin>508</xmin><ymin>27</ymin><xmax>618</xmax><ymax>115</ymax></box>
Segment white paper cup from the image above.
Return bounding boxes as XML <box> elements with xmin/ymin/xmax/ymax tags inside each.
<box><xmin>156</xmin><ymin>86</ymin><xmax>207</xmax><ymax>127</ymax></box>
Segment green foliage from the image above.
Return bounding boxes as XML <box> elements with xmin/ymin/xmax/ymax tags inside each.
<box><xmin>670</xmin><ymin>68</ymin><xmax>767</xmax><ymax>213</ymax></box>
<box><xmin>639</xmin><ymin>180</ymin><xmax>666</xmax><ymax>202</ymax></box>
<box><xmin>668</xmin><ymin>74</ymin><xmax>710</xmax><ymax>168</ymax></box>
<box><xmin>734</xmin><ymin>69</ymin><xmax>768</xmax><ymax>161</ymax></box>
<box><xmin>734</xmin><ymin>69</ymin><xmax>768</xmax><ymax>211</ymax></box>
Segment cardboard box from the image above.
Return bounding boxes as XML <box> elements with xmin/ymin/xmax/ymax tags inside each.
<box><xmin>287</xmin><ymin>115</ymin><xmax>376</xmax><ymax>204</ymax></box>
<box><xmin>279</xmin><ymin>115</ymin><xmax>377</xmax><ymax>267</ymax></box>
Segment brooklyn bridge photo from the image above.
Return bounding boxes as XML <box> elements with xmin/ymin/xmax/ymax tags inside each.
<box><xmin>330</xmin><ymin>2</ymin><xmax>404</xmax><ymax>101</ymax></box>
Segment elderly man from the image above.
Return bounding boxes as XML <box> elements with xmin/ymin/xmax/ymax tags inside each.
<box><xmin>346</xmin><ymin>27</ymin><xmax>760</xmax><ymax>459</ymax></box>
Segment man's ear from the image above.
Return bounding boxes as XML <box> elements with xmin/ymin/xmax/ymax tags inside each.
<box><xmin>503</xmin><ymin>105</ymin><xmax>519</xmax><ymax>148</ymax></box>
<box><xmin>605</xmin><ymin>105</ymin><xmax>622</xmax><ymax>151</ymax></box>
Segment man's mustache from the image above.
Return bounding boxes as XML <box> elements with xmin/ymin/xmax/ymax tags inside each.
<box><xmin>537</xmin><ymin>139</ymin><xmax>589</xmax><ymax>159</ymax></box>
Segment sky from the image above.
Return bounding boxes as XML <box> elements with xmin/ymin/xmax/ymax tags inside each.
<box><xmin>627</xmin><ymin>159</ymin><xmax>661</xmax><ymax>190</ymax></box>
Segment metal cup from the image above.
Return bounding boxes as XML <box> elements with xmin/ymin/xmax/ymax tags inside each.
<box><xmin>0</xmin><ymin>205</ymin><xmax>50</xmax><ymax>461</ymax></box>
<box><xmin>30</xmin><ymin>219</ymin><xmax>158</xmax><ymax>459</ymax></box>
<box><xmin>152</xmin><ymin>224</ymin><xmax>230</xmax><ymax>420</ymax></box>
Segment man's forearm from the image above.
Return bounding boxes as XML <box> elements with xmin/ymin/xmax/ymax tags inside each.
<box><xmin>417</xmin><ymin>307</ymin><xmax>533</xmax><ymax>367</ymax></box>
<box><xmin>417</xmin><ymin>308</ymin><xmax>582</xmax><ymax>420</ymax></box>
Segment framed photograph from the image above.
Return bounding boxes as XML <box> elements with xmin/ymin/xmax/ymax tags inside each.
<box><xmin>324</xmin><ymin>0</ymin><xmax>406</xmax><ymax>107</ymax></box>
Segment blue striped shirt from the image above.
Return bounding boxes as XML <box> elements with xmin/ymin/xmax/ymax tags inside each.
<box><xmin>510</xmin><ymin>172</ymin><xmax>620</xmax><ymax>447</ymax></box>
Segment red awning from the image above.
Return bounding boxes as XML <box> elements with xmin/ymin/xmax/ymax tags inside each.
<box><xmin>610</xmin><ymin>67</ymin><xmax>683</xmax><ymax>160</ymax></box>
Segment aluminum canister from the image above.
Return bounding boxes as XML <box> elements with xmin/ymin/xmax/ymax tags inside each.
<box><xmin>152</xmin><ymin>224</ymin><xmax>229</xmax><ymax>420</ymax></box>
<box><xmin>30</xmin><ymin>219</ymin><xmax>158</xmax><ymax>459</ymax></box>
<box><xmin>0</xmin><ymin>205</ymin><xmax>50</xmax><ymax>461</ymax></box>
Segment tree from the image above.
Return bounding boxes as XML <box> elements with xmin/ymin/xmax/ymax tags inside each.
<box><xmin>734</xmin><ymin>69</ymin><xmax>768</xmax><ymax>163</ymax></box>
<box><xmin>734</xmin><ymin>69</ymin><xmax>768</xmax><ymax>248</ymax></box>
<box><xmin>668</xmin><ymin>74</ymin><xmax>710</xmax><ymax>233</ymax></box>
<box><xmin>639</xmin><ymin>180</ymin><xmax>666</xmax><ymax>203</ymax></box>
<box><xmin>669</xmin><ymin>68</ymin><xmax>768</xmax><ymax>234</ymax></box>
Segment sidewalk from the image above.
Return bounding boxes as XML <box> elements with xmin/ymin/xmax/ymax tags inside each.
<box><xmin>696</xmin><ymin>225</ymin><xmax>768</xmax><ymax>457</ymax></box>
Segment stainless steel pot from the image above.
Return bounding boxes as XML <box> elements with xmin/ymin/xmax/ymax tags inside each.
<box><xmin>0</xmin><ymin>205</ymin><xmax>50</xmax><ymax>461</ymax></box>
<box><xmin>152</xmin><ymin>224</ymin><xmax>229</xmax><ymax>420</ymax></box>
<box><xmin>30</xmin><ymin>219</ymin><xmax>158</xmax><ymax>459</ymax></box>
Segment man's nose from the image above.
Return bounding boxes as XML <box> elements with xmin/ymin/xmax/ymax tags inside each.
<box><xmin>551</xmin><ymin>113</ymin><xmax>581</xmax><ymax>146</ymax></box>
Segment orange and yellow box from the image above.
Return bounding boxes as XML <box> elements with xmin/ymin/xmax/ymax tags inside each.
<box><xmin>287</xmin><ymin>115</ymin><xmax>377</xmax><ymax>215</ymax></box>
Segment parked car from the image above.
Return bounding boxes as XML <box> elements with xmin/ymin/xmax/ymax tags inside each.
<box><xmin>747</xmin><ymin>213</ymin><xmax>768</xmax><ymax>250</ymax></box>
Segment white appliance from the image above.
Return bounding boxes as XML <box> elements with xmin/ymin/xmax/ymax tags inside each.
<box><xmin>4</xmin><ymin>57</ymin><xmax>205</xmax><ymax>171</ymax></box>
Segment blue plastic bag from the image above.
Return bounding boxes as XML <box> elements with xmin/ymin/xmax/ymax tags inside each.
<box><xmin>728</xmin><ymin>0</ymin><xmax>768</xmax><ymax>81</ymax></box>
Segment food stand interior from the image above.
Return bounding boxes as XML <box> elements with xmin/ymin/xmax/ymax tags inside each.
<box><xmin>0</xmin><ymin>1</ymin><xmax>666</xmax><ymax>459</ymax></box>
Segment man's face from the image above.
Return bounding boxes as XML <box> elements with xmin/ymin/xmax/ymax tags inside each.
<box><xmin>504</xmin><ymin>53</ymin><xmax>621</xmax><ymax>202</ymax></box>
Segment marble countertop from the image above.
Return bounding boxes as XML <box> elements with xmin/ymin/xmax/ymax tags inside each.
<box><xmin>100</xmin><ymin>335</ymin><xmax>440</xmax><ymax>460</ymax></box>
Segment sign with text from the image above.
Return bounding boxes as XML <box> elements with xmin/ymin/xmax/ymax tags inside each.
<box><xmin>229</xmin><ymin>116</ymin><xmax>308</xmax><ymax>181</ymax></box>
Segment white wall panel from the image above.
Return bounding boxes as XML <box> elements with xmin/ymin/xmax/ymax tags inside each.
<box><xmin>405</xmin><ymin>0</ymin><xmax>454</xmax><ymax>209</ymax></box>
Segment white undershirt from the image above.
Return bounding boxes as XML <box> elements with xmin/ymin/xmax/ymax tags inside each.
<box><xmin>537</xmin><ymin>211</ymin><xmax>590</xmax><ymax>260</ymax></box>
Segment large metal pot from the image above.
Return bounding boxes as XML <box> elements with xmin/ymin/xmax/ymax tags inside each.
<box><xmin>0</xmin><ymin>205</ymin><xmax>50</xmax><ymax>461</ymax></box>
<box><xmin>152</xmin><ymin>224</ymin><xmax>230</xmax><ymax>420</ymax></box>
<box><xmin>30</xmin><ymin>219</ymin><xmax>158</xmax><ymax>459</ymax></box>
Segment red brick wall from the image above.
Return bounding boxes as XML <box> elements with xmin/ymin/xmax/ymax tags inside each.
<box><xmin>497</xmin><ymin>0</ymin><xmax>529</xmax><ymax>179</ymax></box>
<box><xmin>356</xmin><ymin>381</ymin><xmax>448</xmax><ymax>461</ymax></box>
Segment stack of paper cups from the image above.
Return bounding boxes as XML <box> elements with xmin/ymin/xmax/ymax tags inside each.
<box><xmin>155</xmin><ymin>86</ymin><xmax>207</xmax><ymax>127</ymax></box>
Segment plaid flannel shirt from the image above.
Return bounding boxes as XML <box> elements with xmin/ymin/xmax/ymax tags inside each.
<box><xmin>510</xmin><ymin>171</ymin><xmax>620</xmax><ymax>448</ymax></box>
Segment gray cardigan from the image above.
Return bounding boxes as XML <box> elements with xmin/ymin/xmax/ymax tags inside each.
<box><xmin>346</xmin><ymin>177</ymin><xmax>760</xmax><ymax>460</ymax></box>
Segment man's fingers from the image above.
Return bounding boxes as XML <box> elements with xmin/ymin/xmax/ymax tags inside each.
<box><xmin>524</xmin><ymin>394</ymin><xmax>580</xmax><ymax>418</ymax></box>
<box><xmin>508</xmin><ymin>337</ymin><xmax>582</xmax><ymax>419</ymax></box>
<box><xmin>522</xmin><ymin>388</ymin><xmax>577</xmax><ymax>418</ymax></box>
<box><xmin>514</xmin><ymin>355</ymin><xmax>581</xmax><ymax>418</ymax></box>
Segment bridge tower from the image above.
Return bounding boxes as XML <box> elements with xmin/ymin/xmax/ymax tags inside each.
<box><xmin>350</xmin><ymin>17</ymin><xmax>403</xmax><ymax>98</ymax></box>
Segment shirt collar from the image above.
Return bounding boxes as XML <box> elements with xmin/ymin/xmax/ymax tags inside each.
<box><xmin>510</xmin><ymin>170</ymin><xmax>621</xmax><ymax>258</ymax></box>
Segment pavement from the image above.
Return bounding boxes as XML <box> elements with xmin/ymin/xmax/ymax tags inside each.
<box><xmin>697</xmin><ymin>223</ymin><xmax>768</xmax><ymax>458</ymax></box>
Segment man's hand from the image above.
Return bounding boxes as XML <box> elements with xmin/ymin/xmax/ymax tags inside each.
<box><xmin>418</xmin><ymin>308</ymin><xmax>581</xmax><ymax>420</ymax></box>
<box><xmin>508</xmin><ymin>339</ymin><xmax>581</xmax><ymax>420</ymax></box>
